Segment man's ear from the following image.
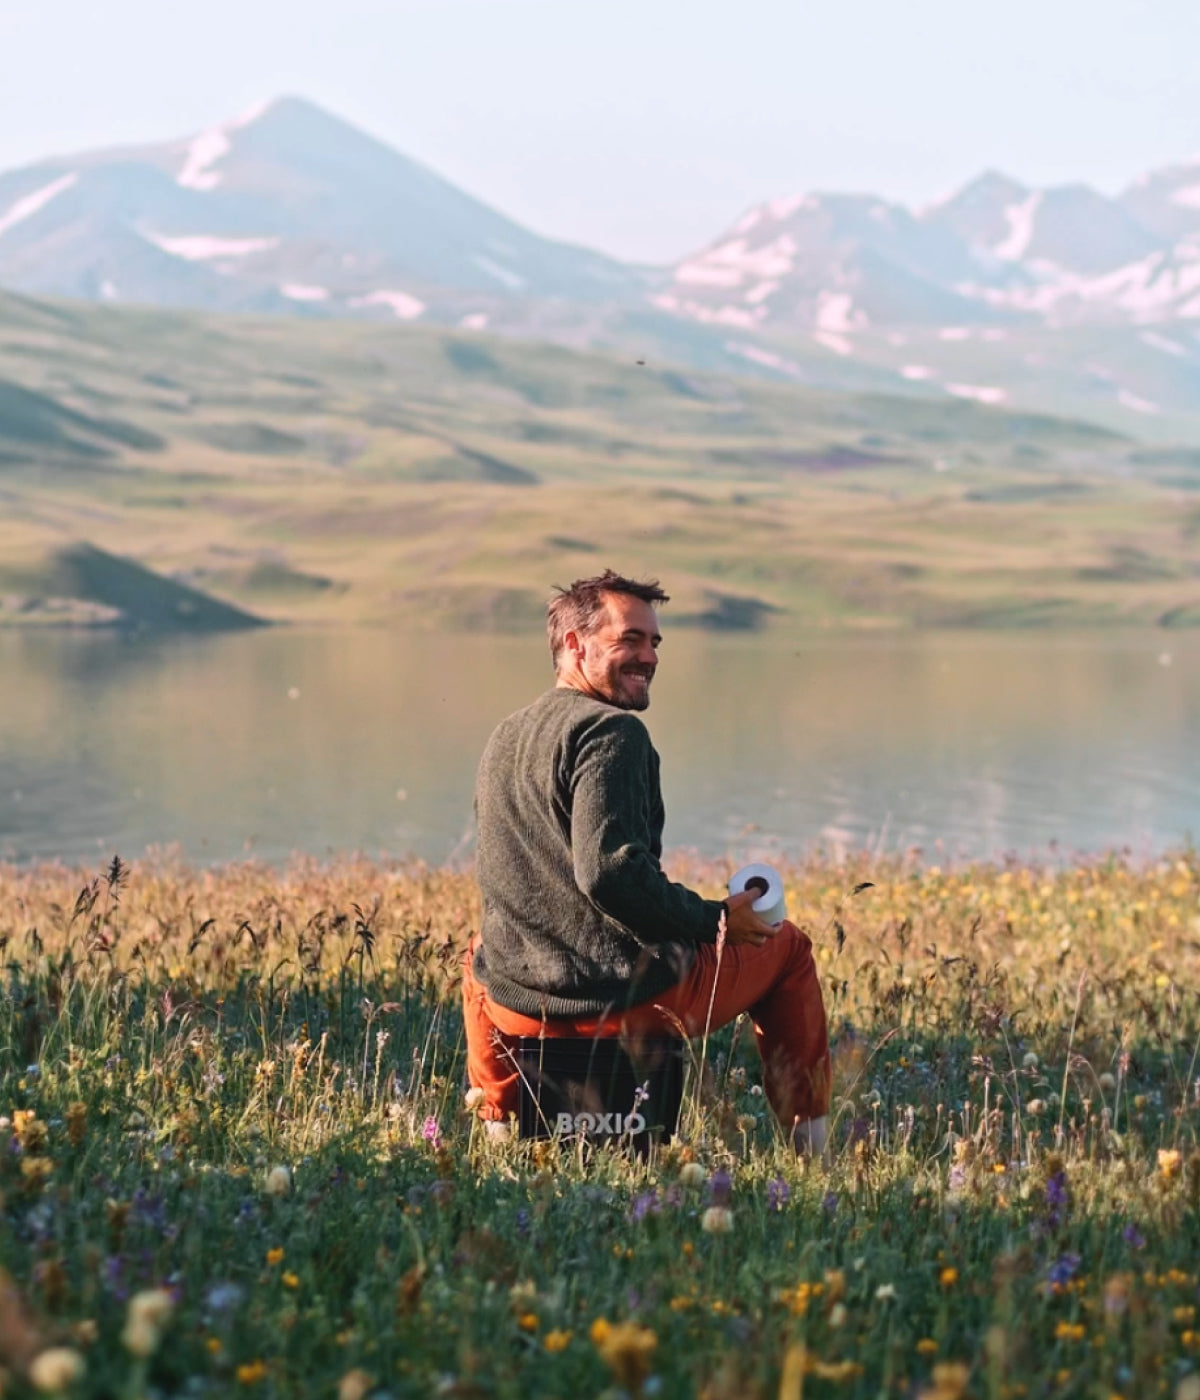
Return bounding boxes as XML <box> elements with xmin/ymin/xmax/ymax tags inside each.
<box><xmin>562</xmin><ymin>628</ymin><xmax>585</xmax><ymax>664</ymax></box>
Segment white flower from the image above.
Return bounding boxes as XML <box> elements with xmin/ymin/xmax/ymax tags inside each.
<box><xmin>1022</xmin><ymin>1052</ymin><xmax>1039</xmax><ymax>1070</ymax></box>
<box><xmin>678</xmin><ymin>1162</ymin><xmax>706</xmax><ymax>1188</ymax></box>
<box><xmin>265</xmin><ymin>1164</ymin><xmax>292</xmax><ymax>1197</ymax></box>
<box><xmin>875</xmin><ymin>1283</ymin><xmax>897</xmax><ymax>1301</ymax></box>
<box><xmin>1098</xmin><ymin>1072</ymin><xmax>1116</xmax><ymax>1092</ymax></box>
<box><xmin>122</xmin><ymin>1289</ymin><xmax>174</xmax><ymax>1357</ymax></box>
<box><xmin>464</xmin><ymin>1087</ymin><xmax>485</xmax><ymax>1110</ymax></box>
<box><xmin>1025</xmin><ymin>1099</ymin><xmax>1046</xmax><ymax>1116</ymax></box>
<box><xmin>701</xmin><ymin>1206</ymin><xmax>733</xmax><ymax>1234</ymax></box>
<box><xmin>28</xmin><ymin>1347</ymin><xmax>85</xmax><ymax>1393</ymax></box>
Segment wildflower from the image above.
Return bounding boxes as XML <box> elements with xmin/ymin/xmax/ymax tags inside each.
<box><xmin>65</xmin><ymin>1103</ymin><xmax>87</xmax><ymax>1148</ymax></box>
<box><xmin>1103</xmin><ymin>1274</ymin><xmax>1130</xmax><ymax>1319</ymax></box>
<box><xmin>875</xmin><ymin>1283</ymin><xmax>898</xmax><ymax>1302</ymax></box>
<box><xmin>121</xmin><ymin>1288</ymin><xmax>174</xmax><ymax>1357</ymax></box>
<box><xmin>266</xmin><ymin>1247</ymin><xmax>284</xmax><ymax>1266</ymax></box>
<box><xmin>464</xmin><ymin>1087</ymin><xmax>485</xmax><ymax>1110</ymax></box>
<box><xmin>1025</xmin><ymin>1098</ymin><xmax>1046</xmax><ymax>1116</ymax></box>
<box><xmin>543</xmin><ymin>1329</ymin><xmax>572</xmax><ymax>1353</ymax></box>
<box><xmin>517</xmin><ymin>1313</ymin><xmax>539</xmax><ymax>1332</ymax></box>
<box><xmin>206</xmin><ymin>1337</ymin><xmax>222</xmax><ymax>1355</ymax></box>
<box><xmin>1122</xmin><ymin>1223</ymin><xmax>1146</xmax><ymax>1250</ymax></box>
<box><xmin>27</xmin><ymin>1346</ymin><xmax>84</xmax><ymax>1393</ymax></box>
<box><xmin>205</xmin><ymin>1282</ymin><xmax>244</xmax><ymax>1312</ymax></box>
<box><xmin>1023</xmin><ymin>1052</ymin><xmax>1039</xmax><ymax>1070</ymax></box>
<box><xmin>766</xmin><ymin>1176</ymin><xmax>791</xmax><ymax>1213</ymax></box>
<box><xmin>829</xmin><ymin>1301</ymin><xmax>848</xmax><ymax>1329</ymax></box>
<box><xmin>821</xmin><ymin>1190</ymin><xmax>839</xmax><ymax>1216</ymax></box>
<box><xmin>1047</xmin><ymin>1253</ymin><xmax>1082</xmax><ymax>1288</ymax></box>
<box><xmin>1159</xmin><ymin>1149</ymin><xmax>1183</xmax><ymax>1181</ymax></box>
<box><xmin>589</xmin><ymin>1317</ymin><xmax>611</xmax><ymax>1345</ymax></box>
<box><xmin>281</xmin><ymin>1271</ymin><xmax>300</xmax><ymax>1290</ymax></box>
<box><xmin>594</xmin><ymin>1319</ymin><xmax>657</xmax><ymax>1393</ymax></box>
<box><xmin>919</xmin><ymin>1362</ymin><xmax>970</xmax><ymax>1400</ymax></box>
<box><xmin>264</xmin><ymin>1165</ymin><xmax>291</xmax><ymax>1197</ymax></box>
<box><xmin>916</xmin><ymin>1338</ymin><xmax>939</xmax><ymax>1356</ymax></box>
<box><xmin>237</xmin><ymin>1360</ymin><xmax>268</xmax><ymax>1384</ymax></box>
<box><xmin>701</xmin><ymin>1206</ymin><xmax>734</xmax><ymax>1234</ymax></box>
<box><xmin>337</xmin><ymin>1370</ymin><xmax>373</xmax><ymax>1400</ymax></box>
<box><xmin>678</xmin><ymin>1162</ymin><xmax>706</xmax><ymax>1189</ymax></box>
<box><xmin>1054</xmin><ymin>1321</ymin><xmax>1086</xmax><ymax>1341</ymax></box>
<box><xmin>1098</xmin><ymin>1072</ymin><xmax>1116</xmax><ymax>1092</ymax></box>
<box><xmin>708</xmin><ymin>1168</ymin><xmax>732</xmax><ymax>1205</ymax></box>
<box><xmin>939</xmin><ymin>1266</ymin><xmax>958</xmax><ymax>1288</ymax></box>
<box><xmin>631</xmin><ymin>1190</ymin><xmax>660</xmax><ymax>1222</ymax></box>
<box><xmin>13</xmin><ymin>1110</ymin><xmax>47</xmax><ymax>1153</ymax></box>
<box><xmin>421</xmin><ymin>1116</ymin><xmax>442</xmax><ymax>1149</ymax></box>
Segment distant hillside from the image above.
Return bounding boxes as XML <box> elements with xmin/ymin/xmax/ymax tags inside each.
<box><xmin>4</xmin><ymin>288</ymin><xmax>1200</xmax><ymax>634</ymax></box>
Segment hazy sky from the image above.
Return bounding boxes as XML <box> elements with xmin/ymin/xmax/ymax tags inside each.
<box><xmin>2</xmin><ymin>0</ymin><xmax>1197</xmax><ymax>263</ymax></box>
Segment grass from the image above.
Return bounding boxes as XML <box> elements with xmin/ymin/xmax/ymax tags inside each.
<box><xmin>4</xmin><ymin>290</ymin><xmax>1200</xmax><ymax>632</ymax></box>
<box><xmin>2</xmin><ymin>851</ymin><xmax>1200</xmax><ymax>1397</ymax></box>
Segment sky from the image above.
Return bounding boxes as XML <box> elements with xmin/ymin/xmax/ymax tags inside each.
<box><xmin>1</xmin><ymin>0</ymin><xmax>1197</xmax><ymax>264</ymax></box>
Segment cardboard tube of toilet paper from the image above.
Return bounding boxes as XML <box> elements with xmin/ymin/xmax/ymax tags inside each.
<box><xmin>728</xmin><ymin>863</ymin><xmax>787</xmax><ymax>927</ymax></box>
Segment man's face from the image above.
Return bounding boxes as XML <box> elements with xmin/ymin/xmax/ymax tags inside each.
<box><xmin>568</xmin><ymin>593</ymin><xmax>661</xmax><ymax>711</ymax></box>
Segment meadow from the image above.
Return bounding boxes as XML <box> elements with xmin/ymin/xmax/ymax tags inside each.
<box><xmin>1</xmin><ymin>852</ymin><xmax>1199</xmax><ymax>1398</ymax></box>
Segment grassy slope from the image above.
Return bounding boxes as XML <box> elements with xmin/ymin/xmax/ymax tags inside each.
<box><xmin>2</xmin><ymin>288</ymin><xmax>1200</xmax><ymax>630</ymax></box>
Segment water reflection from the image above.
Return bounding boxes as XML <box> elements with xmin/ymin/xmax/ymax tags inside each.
<box><xmin>1</xmin><ymin>628</ymin><xmax>1197</xmax><ymax>866</ymax></box>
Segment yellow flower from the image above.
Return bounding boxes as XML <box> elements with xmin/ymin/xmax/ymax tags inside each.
<box><xmin>517</xmin><ymin>1312</ymin><xmax>539</xmax><ymax>1333</ymax></box>
<box><xmin>281</xmin><ymin>1271</ymin><xmax>300</xmax><ymax>1290</ymax></box>
<box><xmin>206</xmin><ymin>1338</ymin><xmax>222</xmax><ymax>1356</ymax></box>
<box><xmin>1160</xmin><ymin>1149</ymin><xmax>1184</xmax><ymax>1181</ymax></box>
<box><xmin>28</xmin><ymin>1347</ymin><xmax>86</xmax><ymax>1393</ymax></box>
<box><xmin>939</xmin><ymin>1267</ymin><xmax>959</xmax><ymax>1288</ymax></box>
<box><xmin>1054</xmin><ymin>1321</ymin><xmax>1085</xmax><ymax>1341</ymax></box>
<box><xmin>236</xmin><ymin>1360</ymin><xmax>267</xmax><ymax>1384</ymax></box>
<box><xmin>337</xmin><ymin>1369</ymin><xmax>374</xmax><ymax>1400</ymax></box>
<box><xmin>265</xmin><ymin>1247</ymin><xmax>285</xmax><ymax>1266</ymax></box>
<box><xmin>916</xmin><ymin>1338</ymin><xmax>939</xmax><ymax>1356</ymax></box>
<box><xmin>589</xmin><ymin>1317</ymin><xmax>611</xmax><ymax>1345</ymax></box>
<box><xmin>918</xmin><ymin>1362</ymin><xmax>970</xmax><ymax>1400</ymax></box>
<box><xmin>595</xmin><ymin>1320</ymin><xmax>657</xmax><ymax>1392</ymax></box>
<box><xmin>543</xmin><ymin>1329</ymin><xmax>572</xmax><ymax>1353</ymax></box>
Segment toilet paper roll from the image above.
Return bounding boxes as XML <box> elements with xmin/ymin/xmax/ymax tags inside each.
<box><xmin>728</xmin><ymin>863</ymin><xmax>787</xmax><ymax>927</ymax></box>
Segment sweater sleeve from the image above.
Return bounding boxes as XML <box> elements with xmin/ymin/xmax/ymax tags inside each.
<box><xmin>568</xmin><ymin>712</ymin><xmax>723</xmax><ymax>945</ymax></box>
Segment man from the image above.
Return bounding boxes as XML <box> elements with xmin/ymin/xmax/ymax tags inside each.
<box><xmin>462</xmin><ymin>570</ymin><xmax>830</xmax><ymax>1153</ymax></box>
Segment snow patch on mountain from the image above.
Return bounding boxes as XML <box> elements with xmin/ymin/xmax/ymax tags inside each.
<box><xmin>901</xmin><ymin>365</ymin><xmax>935</xmax><ymax>380</ymax></box>
<box><xmin>350</xmin><ymin>290</ymin><xmax>425</xmax><ymax>320</ymax></box>
<box><xmin>177</xmin><ymin>98</ymin><xmax>272</xmax><ymax>191</ymax></box>
<box><xmin>472</xmin><ymin>255</ymin><xmax>525</xmax><ymax>291</ymax></box>
<box><xmin>815</xmin><ymin>291</ymin><xmax>865</xmax><ymax>333</ymax></box>
<box><xmin>280</xmin><ymin>284</ymin><xmax>329</xmax><ymax>301</ymax></box>
<box><xmin>994</xmin><ymin>192</ymin><xmax>1043</xmax><ymax>260</ymax></box>
<box><xmin>144</xmin><ymin>232</ymin><xmax>280</xmax><ymax>261</ymax></box>
<box><xmin>0</xmin><ymin>172</ymin><xmax>78</xmax><ymax>240</ymax></box>
<box><xmin>675</xmin><ymin>234</ymin><xmax>798</xmax><ymax>292</ymax></box>
<box><xmin>945</xmin><ymin>383</ymin><xmax>1007</xmax><ymax>404</ymax></box>
<box><xmin>1118</xmin><ymin>388</ymin><xmax>1160</xmax><ymax>414</ymax></box>
<box><xmin>813</xmin><ymin>331</ymin><xmax>853</xmax><ymax>356</ymax></box>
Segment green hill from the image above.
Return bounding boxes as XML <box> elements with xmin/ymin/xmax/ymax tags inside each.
<box><xmin>1</xmin><ymin>288</ymin><xmax>1199</xmax><ymax>632</ymax></box>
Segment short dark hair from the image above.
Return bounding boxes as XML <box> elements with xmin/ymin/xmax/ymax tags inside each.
<box><xmin>547</xmin><ymin>569</ymin><xmax>669</xmax><ymax>669</ymax></box>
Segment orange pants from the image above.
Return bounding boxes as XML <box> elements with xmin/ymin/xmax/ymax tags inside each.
<box><xmin>462</xmin><ymin>921</ymin><xmax>830</xmax><ymax>1130</ymax></box>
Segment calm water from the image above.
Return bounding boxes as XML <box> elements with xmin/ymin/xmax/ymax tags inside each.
<box><xmin>2</xmin><ymin>627</ymin><xmax>1198</xmax><ymax>868</ymax></box>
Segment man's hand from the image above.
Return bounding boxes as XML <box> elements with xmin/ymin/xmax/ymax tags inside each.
<box><xmin>723</xmin><ymin>888</ymin><xmax>779</xmax><ymax>947</ymax></box>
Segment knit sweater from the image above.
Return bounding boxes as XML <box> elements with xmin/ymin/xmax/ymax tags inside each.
<box><xmin>472</xmin><ymin>686</ymin><xmax>724</xmax><ymax>1018</ymax></box>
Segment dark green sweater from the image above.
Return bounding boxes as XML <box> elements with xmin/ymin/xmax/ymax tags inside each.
<box><xmin>473</xmin><ymin>687</ymin><xmax>724</xmax><ymax>1018</ymax></box>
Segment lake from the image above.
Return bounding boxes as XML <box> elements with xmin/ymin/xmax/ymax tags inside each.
<box><xmin>2</xmin><ymin>627</ymin><xmax>1198</xmax><ymax>869</ymax></box>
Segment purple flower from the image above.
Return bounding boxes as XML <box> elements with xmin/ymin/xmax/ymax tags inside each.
<box><xmin>421</xmin><ymin>1116</ymin><xmax>442</xmax><ymax>1148</ymax></box>
<box><xmin>766</xmin><ymin>1177</ymin><xmax>791</xmax><ymax>1213</ymax></box>
<box><xmin>1122</xmin><ymin>1223</ymin><xmax>1146</xmax><ymax>1250</ymax></box>
<box><xmin>1047</xmin><ymin>1252</ymin><xmax>1081</xmax><ymax>1287</ymax></box>
<box><xmin>631</xmin><ymin>1190</ymin><xmax>661</xmax><ymax>1222</ymax></box>
<box><xmin>664</xmin><ymin>1184</ymin><xmax>682</xmax><ymax>1209</ymax></box>
<box><xmin>514</xmin><ymin>1207</ymin><xmax>531</xmax><ymax>1238</ymax></box>
<box><xmin>821</xmin><ymin>1190</ymin><xmax>839</xmax><ymax>1216</ymax></box>
<box><xmin>709</xmin><ymin>1169</ymin><xmax>733</xmax><ymax>1206</ymax></box>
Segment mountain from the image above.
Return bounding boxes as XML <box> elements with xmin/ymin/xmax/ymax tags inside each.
<box><xmin>1120</xmin><ymin>156</ymin><xmax>1200</xmax><ymax>242</ymax></box>
<box><xmin>0</xmin><ymin>96</ymin><xmax>645</xmax><ymax>322</ymax></box>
